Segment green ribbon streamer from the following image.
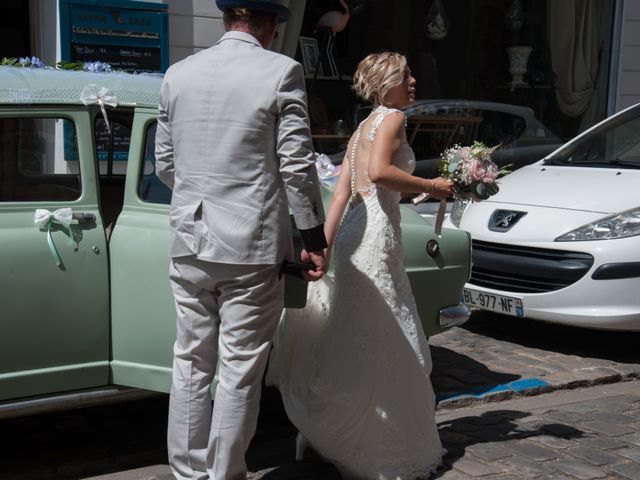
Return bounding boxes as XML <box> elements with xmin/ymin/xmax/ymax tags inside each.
<box><xmin>45</xmin><ymin>218</ymin><xmax>76</xmax><ymax>268</ymax></box>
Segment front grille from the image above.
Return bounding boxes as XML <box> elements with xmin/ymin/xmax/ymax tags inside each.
<box><xmin>469</xmin><ymin>240</ymin><xmax>594</xmax><ymax>293</ymax></box>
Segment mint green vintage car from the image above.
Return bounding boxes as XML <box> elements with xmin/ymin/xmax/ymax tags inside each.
<box><xmin>0</xmin><ymin>67</ymin><xmax>470</xmax><ymax>416</ymax></box>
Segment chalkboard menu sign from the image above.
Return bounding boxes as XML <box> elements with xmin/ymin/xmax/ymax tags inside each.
<box><xmin>60</xmin><ymin>0</ymin><xmax>168</xmax><ymax>73</ymax></box>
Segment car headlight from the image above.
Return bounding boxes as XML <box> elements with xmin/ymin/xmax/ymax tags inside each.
<box><xmin>555</xmin><ymin>207</ymin><xmax>640</xmax><ymax>241</ymax></box>
<box><xmin>449</xmin><ymin>200</ymin><xmax>468</xmax><ymax>228</ymax></box>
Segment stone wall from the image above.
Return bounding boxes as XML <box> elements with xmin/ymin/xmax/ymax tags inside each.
<box><xmin>617</xmin><ymin>0</ymin><xmax>640</xmax><ymax>110</ymax></box>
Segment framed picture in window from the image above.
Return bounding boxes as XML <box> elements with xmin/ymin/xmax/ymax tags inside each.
<box><xmin>299</xmin><ymin>36</ymin><xmax>323</xmax><ymax>76</ymax></box>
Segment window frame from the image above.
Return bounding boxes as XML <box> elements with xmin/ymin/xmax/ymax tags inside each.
<box><xmin>0</xmin><ymin>108</ymin><xmax>95</xmax><ymax>204</ymax></box>
<box><xmin>137</xmin><ymin>119</ymin><xmax>171</xmax><ymax>205</ymax></box>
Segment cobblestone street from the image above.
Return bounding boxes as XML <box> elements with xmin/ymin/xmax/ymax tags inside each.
<box><xmin>79</xmin><ymin>381</ymin><xmax>640</xmax><ymax>480</ymax></box>
<box><xmin>434</xmin><ymin>381</ymin><xmax>640</xmax><ymax>479</ymax></box>
<box><xmin>2</xmin><ymin>311</ymin><xmax>640</xmax><ymax>480</ymax></box>
<box><xmin>431</xmin><ymin>311</ymin><xmax>640</xmax><ymax>408</ymax></box>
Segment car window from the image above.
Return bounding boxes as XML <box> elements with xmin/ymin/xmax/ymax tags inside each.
<box><xmin>612</xmin><ymin>114</ymin><xmax>640</xmax><ymax>162</ymax></box>
<box><xmin>138</xmin><ymin>121</ymin><xmax>171</xmax><ymax>205</ymax></box>
<box><xmin>94</xmin><ymin>112</ymin><xmax>134</xmax><ymax>231</ymax></box>
<box><xmin>0</xmin><ymin>117</ymin><xmax>81</xmax><ymax>202</ymax></box>
<box><xmin>545</xmin><ymin>106</ymin><xmax>640</xmax><ymax>168</ymax></box>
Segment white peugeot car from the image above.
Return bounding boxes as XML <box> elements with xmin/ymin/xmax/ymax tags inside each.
<box><xmin>447</xmin><ymin>103</ymin><xmax>640</xmax><ymax>331</ymax></box>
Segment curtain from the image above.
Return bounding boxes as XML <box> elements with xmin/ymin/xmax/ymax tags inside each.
<box><xmin>548</xmin><ymin>0</ymin><xmax>603</xmax><ymax>122</ymax></box>
<box><xmin>279</xmin><ymin>0</ymin><xmax>307</xmax><ymax>58</ymax></box>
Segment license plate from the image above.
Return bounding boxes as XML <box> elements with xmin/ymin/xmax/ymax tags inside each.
<box><xmin>462</xmin><ymin>287</ymin><xmax>524</xmax><ymax>317</ymax></box>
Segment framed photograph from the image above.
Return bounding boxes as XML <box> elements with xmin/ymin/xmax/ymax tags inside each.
<box><xmin>299</xmin><ymin>36</ymin><xmax>322</xmax><ymax>76</ymax></box>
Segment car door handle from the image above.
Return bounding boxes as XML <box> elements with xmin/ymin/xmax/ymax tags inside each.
<box><xmin>72</xmin><ymin>212</ymin><xmax>96</xmax><ymax>223</ymax></box>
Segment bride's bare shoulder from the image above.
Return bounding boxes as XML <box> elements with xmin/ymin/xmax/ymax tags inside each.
<box><xmin>375</xmin><ymin>111</ymin><xmax>407</xmax><ymax>138</ymax></box>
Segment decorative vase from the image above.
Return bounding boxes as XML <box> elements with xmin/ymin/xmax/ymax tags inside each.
<box><xmin>350</xmin><ymin>0</ymin><xmax>367</xmax><ymax>15</ymax></box>
<box><xmin>505</xmin><ymin>0</ymin><xmax>524</xmax><ymax>33</ymax></box>
<box><xmin>424</xmin><ymin>0</ymin><xmax>450</xmax><ymax>40</ymax></box>
<box><xmin>506</xmin><ymin>46</ymin><xmax>532</xmax><ymax>88</ymax></box>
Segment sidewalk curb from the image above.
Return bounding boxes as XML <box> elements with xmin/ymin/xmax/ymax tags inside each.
<box><xmin>435</xmin><ymin>371</ymin><xmax>640</xmax><ymax>410</ymax></box>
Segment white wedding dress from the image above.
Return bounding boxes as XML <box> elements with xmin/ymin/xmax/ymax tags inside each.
<box><xmin>267</xmin><ymin>106</ymin><xmax>443</xmax><ymax>479</ymax></box>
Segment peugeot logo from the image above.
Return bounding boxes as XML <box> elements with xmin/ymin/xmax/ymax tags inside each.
<box><xmin>488</xmin><ymin>210</ymin><xmax>527</xmax><ymax>232</ymax></box>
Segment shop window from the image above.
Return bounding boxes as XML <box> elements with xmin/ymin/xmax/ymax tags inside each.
<box><xmin>299</xmin><ymin>0</ymin><xmax>616</xmax><ymax>167</ymax></box>
<box><xmin>0</xmin><ymin>3</ymin><xmax>30</xmax><ymax>59</ymax></box>
<box><xmin>475</xmin><ymin>111</ymin><xmax>526</xmax><ymax>147</ymax></box>
<box><xmin>0</xmin><ymin>117</ymin><xmax>81</xmax><ymax>202</ymax></box>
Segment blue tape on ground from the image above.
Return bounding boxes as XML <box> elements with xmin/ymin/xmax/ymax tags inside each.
<box><xmin>509</xmin><ymin>378</ymin><xmax>549</xmax><ymax>392</ymax></box>
<box><xmin>436</xmin><ymin>377</ymin><xmax>550</xmax><ymax>403</ymax></box>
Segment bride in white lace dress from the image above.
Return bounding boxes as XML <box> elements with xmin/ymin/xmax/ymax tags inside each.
<box><xmin>268</xmin><ymin>52</ymin><xmax>453</xmax><ymax>479</ymax></box>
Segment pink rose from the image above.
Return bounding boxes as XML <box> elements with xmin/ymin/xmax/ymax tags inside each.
<box><xmin>466</xmin><ymin>159</ymin><xmax>498</xmax><ymax>183</ymax></box>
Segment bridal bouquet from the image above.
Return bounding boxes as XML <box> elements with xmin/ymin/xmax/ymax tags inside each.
<box><xmin>413</xmin><ymin>141</ymin><xmax>508</xmax><ymax>235</ymax></box>
<box><xmin>413</xmin><ymin>141</ymin><xmax>508</xmax><ymax>205</ymax></box>
<box><xmin>441</xmin><ymin>141</ymin><xmax>508</xmax><ymax>202</ymax></box>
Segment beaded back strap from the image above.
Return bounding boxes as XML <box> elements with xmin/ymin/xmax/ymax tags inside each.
<box><xmin>349</xmin><ymin>125</ymin><xmax>362</xmax><ymax>201</ymax></box>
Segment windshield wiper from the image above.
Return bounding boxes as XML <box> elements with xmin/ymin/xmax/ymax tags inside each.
<box><xmin>611</xmin><ymin>158</ymin><xmax>640</xmax><ymax>167</ymax></box>
<box><xmin>571</xmin><ymin>158</ymin><xmax>640</xmax><ymax>168</ymax></box>
<box><xmin>543</xmin><ymin>157</ymin><xmax>570</xmax><ymax>166</ymax></box>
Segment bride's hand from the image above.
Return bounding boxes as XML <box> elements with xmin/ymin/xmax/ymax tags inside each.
<box><xmin>323</xmin><ymin>247</ymin><xmax>331</xmax><ymax>270</ymax></box>
<box><xmin>430</xmin><ymin>177</ymin><xmax>454</xmax><ymax>200</ymax></box>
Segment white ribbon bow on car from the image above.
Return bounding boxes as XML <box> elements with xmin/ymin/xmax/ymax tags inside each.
<box><xmin>79</xmin><ymin>84</ymin><xmax>118</xmax><ymax>133</ymax></box>
<box><xmin>34</xmin><ymin>208</ymin><xmax>76</xmax><ymax>267</ymax></box>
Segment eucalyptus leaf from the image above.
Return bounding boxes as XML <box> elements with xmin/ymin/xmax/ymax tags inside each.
<box><xmin>1</xmin><ymin>57</ymin><xmax>18</xmax><ymax>66</ymax></box>
<box><xmin>474</xmin><ymin>182</ymin><xmax>490</xmax><ymax>200</ymax></box>
<box><xmin>486</xmin><ymin>182</ymin><xmax>499</xmax><ymax>196</ymax></box>
<box><xmin>56</xmin><ymin>61</ymin><xmax>84</xmax><ymax>71</ymax></box>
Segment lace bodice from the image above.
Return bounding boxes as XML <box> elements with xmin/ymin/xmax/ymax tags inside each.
<box><xmin>350</xmin><ymin>105</ymin><xmax>416</xmax><ymax>203</ymax></box>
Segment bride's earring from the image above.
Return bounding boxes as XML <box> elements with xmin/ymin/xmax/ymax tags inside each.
<box><xmin>295</xmin><ymin>431</ymin><xmax>309</xmax><ymax>461</ymax></box>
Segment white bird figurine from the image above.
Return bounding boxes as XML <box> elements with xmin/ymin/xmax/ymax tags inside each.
<box><xmin>314</xmin><ymin>0</ymin><xmax>351</xmax><ymax>35</ymax></box>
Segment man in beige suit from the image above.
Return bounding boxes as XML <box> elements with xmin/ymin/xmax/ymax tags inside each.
<box><xmin>155</xmin><ymin>1</ymin><xmax>327</xmax><ymax>478</ymax></box>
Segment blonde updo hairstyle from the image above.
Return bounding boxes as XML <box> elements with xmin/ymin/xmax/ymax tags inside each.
<box><xmin>352</xmin><ymin>52</ymin><xmax>408</xmax><ymax>106</ymax></box>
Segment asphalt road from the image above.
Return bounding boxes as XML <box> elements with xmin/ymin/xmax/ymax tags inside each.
<box><xmin>2</xmin><ymin>311</ymin><xmax>638</xmax><ymax>480</ymax></box>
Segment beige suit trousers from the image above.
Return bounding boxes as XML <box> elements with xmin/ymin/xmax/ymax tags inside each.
<box><xmin>167</xmin><ymin>256</ymin><xmax>284</xmax><ymax>480</ymax></box>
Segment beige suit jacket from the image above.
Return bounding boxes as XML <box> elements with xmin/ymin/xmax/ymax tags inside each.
<box><xmin>156</xmin><ymin>31</ymin><xmax>325</xmax><ymax>264</ymax></box>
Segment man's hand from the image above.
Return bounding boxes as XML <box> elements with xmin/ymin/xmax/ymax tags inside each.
<box><xmin>300</xmin><ymin>249</ymin><xmax>326</xmax><ymax>281</ymax></box>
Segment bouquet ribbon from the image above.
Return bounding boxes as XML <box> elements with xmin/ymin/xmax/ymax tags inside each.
<box><xmin>34</xmin><ymin>208</ymin><xmax>76</xmax><ymax>267</ymax></box>
<box><xmin>434</xmin><ymin>199</ymin><xmax>447</xmax><ymax>236</ymax></box>
<box><xmin>411</xmin><ymin>194</ymin><xmax>447</xmax><ymax>236</ymax></box>
<box><xmin>80</xmin><ymin>84</ymin><xmax>118</xmax><ymax>134</ymax></box>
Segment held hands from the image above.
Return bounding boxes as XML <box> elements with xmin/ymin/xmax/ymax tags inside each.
<box><xmin>300</xmin><ymin>249</ymin><xmax>326</xmax><ymax>282</ymax></box>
